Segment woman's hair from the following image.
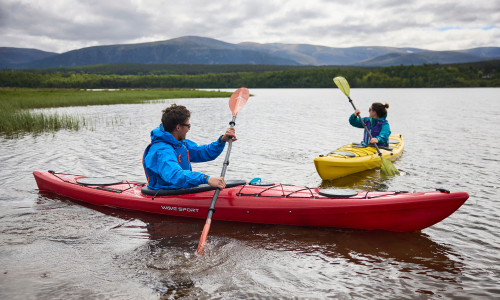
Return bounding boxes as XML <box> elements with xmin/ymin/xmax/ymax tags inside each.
<box><xmin>161</xmin><ymin>104</ymin><xmax>191</xmax><ymax>132</ymax></box>
<box><xmin>371</xmin><ymin>102</ymin><xmax>389</xmax><ymax>118</ymax></box>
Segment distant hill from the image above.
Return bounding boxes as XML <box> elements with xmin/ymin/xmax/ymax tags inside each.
<box><xmin>0</xmin><ymin>47</ymin><xmax>57</xmax><ymax>68</ymax></box>
<box><xmin>238</xmin><ymin>43</ymin><xmax>426</xmax><ymax>65</ymax></box>
<box><xmin>1</xmin><ymin>36</ymin><xmax>499</xmax><ymax>68</ymax></box>
<box><xmin>12</xmin><ymin>36</ymin><xmax>298</xmax><ymax>69</ymax></box>
<box><xmin>459</xmin><ymin>47</ymin><xmax>500</xmax><ymax>57</ymax></box>
<box><xmin>352</xmin><ymin>50</ymin><xmax>500</xmax><ymax>66</ymax></box>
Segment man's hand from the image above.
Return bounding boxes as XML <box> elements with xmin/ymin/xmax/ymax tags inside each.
<box><xmin>221</xmin><ymin>127</ymin><xmax>237</xmax><ymax>142</ymax></box>
<box><xmin>208</xmin><ymin>177</ymin><xmax>226</xmax><ymax>189</ymax></box>
<box><xmin>354</xmin><ymin>109</ymin><xmax>361</xmax><ymax>117</ymax></box>
<box><xmin>370</xmin><ymin>137</ymin><xmax>379</xmax><ymax>144</ymax></box>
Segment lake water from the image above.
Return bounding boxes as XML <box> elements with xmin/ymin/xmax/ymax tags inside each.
<box><xmin>1</xmin><ymin>88</ymin><xmax>499</xmax><ymax>299</ymax></box>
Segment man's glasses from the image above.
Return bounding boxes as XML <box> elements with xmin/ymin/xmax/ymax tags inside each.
<box><xmin>179</xmin><ymin>123</ymin><xmax>191</xmax><ymax>129</ymax></box>
<box><xmin>368</xmin><ymin>108</ymin><xmax>372</xmax><ymax>112</ymax></box>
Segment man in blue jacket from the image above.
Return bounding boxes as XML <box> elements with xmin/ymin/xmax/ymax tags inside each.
<box><xmin>143</xmin><ymin>104</ymin><xmax>236</xmax><ymax>190</ymax></box>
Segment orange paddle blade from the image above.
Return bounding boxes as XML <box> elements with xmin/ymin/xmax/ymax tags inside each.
<box><xmin>196</xmin><ymin>219</ymin><xmax>212</xmax><ymax>255</ymax></box>
<box><xmin>229</xmin><ymin>88</ymin><xmax>249</xmax><ymax>116</ymax></box>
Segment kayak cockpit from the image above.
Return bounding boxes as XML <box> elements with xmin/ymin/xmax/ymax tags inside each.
<box><xmin>140</xmin><ymin>180</ymin><xmax>247</xmax><ymax>196</ymax></box>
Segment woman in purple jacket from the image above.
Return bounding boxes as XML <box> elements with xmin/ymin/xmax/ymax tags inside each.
<box><xmin>349</xmin><ymin>102</ymin><xmax>391</xmax><ymax>147</ymax></box>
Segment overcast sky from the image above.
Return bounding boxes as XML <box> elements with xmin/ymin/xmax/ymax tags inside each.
<box><xmin>1</xmin><ymin>0</ymin><xmax>499</xmax><ymax>53</ymax></box>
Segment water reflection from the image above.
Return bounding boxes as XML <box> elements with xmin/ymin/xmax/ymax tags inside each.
<box><xmin>319</xmin><ymin>169</ymin><xmax>390</xmax><ymax>191</ymax></box>
<box><xmin>36</xmin><ymin>192</ymin><xmax>464</xmax><ymax>280</ymax></box>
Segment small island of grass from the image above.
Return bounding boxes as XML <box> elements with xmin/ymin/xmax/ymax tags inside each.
<box><xmin>0</xmin><ymin>88</ymin><xmax>233</xmax><ymax>136</ymax></box>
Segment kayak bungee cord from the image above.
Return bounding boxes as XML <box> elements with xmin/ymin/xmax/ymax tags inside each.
<box><xmin>47</xmin><ymin>170</ymin><xmax>143</xmax><ymax>193</ymax></box>
<box><xmin>46</xmin><ymin>171</ymin><xmax>415</xmax><ymax>200</ymax></box>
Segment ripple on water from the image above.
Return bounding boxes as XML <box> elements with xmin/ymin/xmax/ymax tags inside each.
<box><xmin>1</xmin><ymin>88</ymin><xmax>500</xmax><ymax>299</ymax></box>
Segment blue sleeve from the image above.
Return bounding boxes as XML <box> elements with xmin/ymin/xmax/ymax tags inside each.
<box><xmin>154</xmin><ymin>146</ymin><xmax>209</xmax><ymax>187</ymax></box>
<box><xmin>349</xmin><ymin>114</ymin><xmax>366</xmax><ymax>129</ymax></box>
<box><xmin>375</xmin><ymin>121</ymin><xmax>391</xmax><ymax>145</ymax></box>
<box><xmin>185</xmin><ymin>136</ymin><xmax>226</xmax><ymax>163</ymax></box>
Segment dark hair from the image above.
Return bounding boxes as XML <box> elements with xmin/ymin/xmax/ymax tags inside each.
<box><xmin>371</xmin><ymin>102</ymin><xmax>389</xmax><ymax>118</ymax></box>
<box><xmin>161</xmin><ymin>104</ymin><xmax>191</xmax><ymax>132</ymax></box>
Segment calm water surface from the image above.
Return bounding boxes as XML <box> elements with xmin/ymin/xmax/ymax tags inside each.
<box><xmin>1</xmin><ymin>88</ymin><xmax>499</xmax><ymax>299</ymax></box>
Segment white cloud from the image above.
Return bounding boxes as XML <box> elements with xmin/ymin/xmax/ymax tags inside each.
<box><xmin>0</xmin><ymin>0</ymin><xmax>498</xmax><ymax>53</ymax></box>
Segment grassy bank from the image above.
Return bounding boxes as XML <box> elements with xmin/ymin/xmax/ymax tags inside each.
<box><xmin>0</xmin><ymin>88</ymin><xmax>232</xmax><ymax>136</ymax></box>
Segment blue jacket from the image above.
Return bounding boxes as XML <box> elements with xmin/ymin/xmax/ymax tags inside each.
<box><xmin>143</xmin><ymin>124</ymin><xmax>226</xmax><ymax>190</ymax></box>
<box><xmin>349</xmin><ymin>113</ymin><xmax>391</xmax><ymax>146</ymax></box>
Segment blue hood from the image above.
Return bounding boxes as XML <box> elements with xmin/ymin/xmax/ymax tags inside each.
<box><xmin>150</xmin><ymin>124</ymin><xmax>182</xmax><ymax>147</ymax></box>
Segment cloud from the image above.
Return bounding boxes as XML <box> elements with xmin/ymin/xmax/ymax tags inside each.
<box><xmin>0</xmin><ymin>0</ymin><xmax>498</xmax><ymax>53</ymax></box>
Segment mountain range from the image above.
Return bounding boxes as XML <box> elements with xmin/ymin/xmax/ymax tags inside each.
<box><xmin>1</xmin><ymin>36</ymin><xmax>499</xmax><ymax>69</ymax></box>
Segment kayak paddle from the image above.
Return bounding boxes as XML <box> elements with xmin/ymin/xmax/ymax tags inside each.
<box><xmin>333</xmin><ymin>76</ymin><xmax>399</xmax><ymax>176</ymax></box>
<box><xmin>196</xmin><ymin>87</ymin><xmax>250</xmax><ymax>255</ymax></box>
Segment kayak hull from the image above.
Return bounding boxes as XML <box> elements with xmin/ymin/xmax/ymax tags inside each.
<box><xmin>314</xmin><ymin>134</ymin><xmax>405</xmax><ymax>180</ymax></box>
<box><xmin>33</xmin><ymin>170</ymin><xmax>468</xmax><ymax>232</ymax></box>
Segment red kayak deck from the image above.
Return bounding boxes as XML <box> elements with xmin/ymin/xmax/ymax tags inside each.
<box><xmin>33</xmin><ymin>171</ymin><xmax>469</xmax><ymax>232</ymax></box>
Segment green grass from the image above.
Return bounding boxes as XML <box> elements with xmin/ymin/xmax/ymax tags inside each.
<box><xmin>0</xmin><ymin>88</ymin><xmax>233</xmax><ymax>136</ymax></box>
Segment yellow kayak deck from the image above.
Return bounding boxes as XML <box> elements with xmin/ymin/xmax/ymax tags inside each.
<box><xmin>314</xmin><ymin>134</ymin><xmax>405</xmax><ymax>180</ymax></box>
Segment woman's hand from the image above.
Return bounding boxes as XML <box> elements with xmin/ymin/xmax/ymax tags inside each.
<box><xmin>221</xmin><ymin>127</ymin><xmax>237</xmax><ymax>142</ymax></box>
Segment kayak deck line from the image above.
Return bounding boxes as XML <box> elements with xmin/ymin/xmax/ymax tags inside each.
<box><xmin>325</xmin><ymin>134</ymin><xmax>403</xmax><ymax>158</ymax></box>
<box><xmin>47</xmin><ymin>170</ymin><xmax>145</xmax><ymax>194</ymax></box>
<box><xmin>47</xmin><ymin>170</ymin><xmax>418</xmax><ymax>200</ymax></box>
<box><xmin>34</xmin><ymin>170</ymin><xmax>469</xmax><ymax>232</ymax></box>
<box><xmin>235</xmin><ymin>183</ymin><xmax>416</xmax><ymax>200</ymax></box>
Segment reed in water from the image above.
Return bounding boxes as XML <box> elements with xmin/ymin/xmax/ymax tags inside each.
<box><xmin>0</xmin><ymin>88</ymin><xmax>232</xmax><ymax>136</ymax></box>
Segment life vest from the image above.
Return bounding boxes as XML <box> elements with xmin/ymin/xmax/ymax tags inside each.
<box><xmin>363</xmin><ymin>119</ymin><xmax>388</xmax><ymax>147</ymax></box>
<box><xmin>142</xmin><ymin>141</ymin><xmax>192</xmax><ymax>187</ymax></box>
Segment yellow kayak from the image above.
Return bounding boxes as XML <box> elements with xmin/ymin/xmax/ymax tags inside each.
<box><xmin>314</xmin><ymin>134</ymin><xmax>405</xmax><ymax>180</ymax></box>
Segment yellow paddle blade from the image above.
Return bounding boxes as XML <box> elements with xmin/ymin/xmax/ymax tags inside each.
<box><xmin>229</xmin><ymin>87</ymin><xmax>249</xmax><ymax>117</ymax></box>
<box><xmin>333</xmin><ymin>76</ymin><xmax>351</xmax><ymax>97</ymax></box>
<box><xmin>380</xmin><ymin>156</ymin><xmax>399</xmax><ymax>176</ymax></box>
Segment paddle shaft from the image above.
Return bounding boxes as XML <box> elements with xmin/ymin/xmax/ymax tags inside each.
<box><xmin>206</xmin><ymin>116</ymin><xmax>236</xmax><ymax>220</ymax></box>
<box><xmin>348</xmin><ymin>97</ymin><xmax>384</xmax><ymax>157</ymax></box>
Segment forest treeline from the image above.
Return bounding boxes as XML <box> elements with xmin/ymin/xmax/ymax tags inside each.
<box><xmin>5</xmin><ymin>63</ymin><xmax>372</xmax><ymax>75</ymax></box>
<box><xmin>1</xmin><ymin>61</ymin><xmax>499</xmax><ymax>89</ymax></box>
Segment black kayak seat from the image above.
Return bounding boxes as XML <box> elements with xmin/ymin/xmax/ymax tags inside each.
<box><xmin>352</xmin><ymin>143</ymin><xmax>393</xmax><ymax>151</ymax></box>
<box><xmin>329</xmin><ymin>151</ymin><xmax>356</xmax><ymax>157</ymax></box>
<box><xmin>141</xmin><ymin>180</ymin><xmax>247</xmax><ymax>196</ymax></box>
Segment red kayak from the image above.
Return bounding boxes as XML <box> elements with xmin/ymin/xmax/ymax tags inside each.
<box><xmin>33</xmin><ymin>170</ymin><xmax>468</xmax><ymax>232</ymax></box>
